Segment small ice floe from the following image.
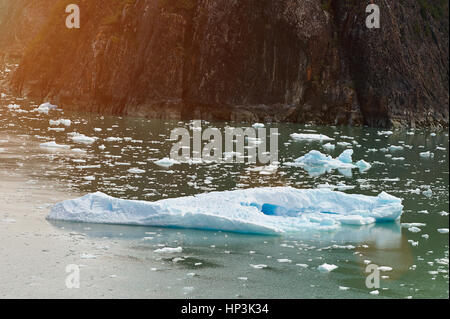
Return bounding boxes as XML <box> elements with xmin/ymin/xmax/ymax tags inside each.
<box><xmin>377</xmin><ymin>131</ymin><xmax>393</xmax><ymax>136</ymax></box>
<box><xmin>286</xmin><ymin>149</ymin><xmax>371</xmax><ymax>176</ymax></box>
<box><xmin>246</xmin><ymin>164</ymin><xmax>278</xmax><ymax>175</ymax></box>
<box><xmin>250</xmin><ymin>264</ymin><xmax>268</xmax><ymax>269</ymax></box>
<box><xmin>80</xmin><ymin>253</ymin><xmax>97</xmax><ymax>259</ymax></box>
<box><xmin>370</xmin><ymin>290</ymin><xmax>380</xmax><ymax>295</ymax></box>
<box><xmin>154</xmin><ymin>157</ymin><xmax>180</xmax><ymax>168</ymax></box>
<box><xmin>317</xmin><ymin>263</ymin><xmax>338</xmax><ymax>273</ymax></box>
<box><xmin>339</xmin><ymin>286</ymin><xmax>350</xmax><ymax>291</ymax></box>
<box><xmin>408</xmin><ymin>227</ymin><xmax>422</xmax><ymax>233</ymax></box>
<box><xmin>422</xmin><ymin>188</ymin><xmax>433</xmax><ymax>198</ymax></box>
<box><xmin>7</xmin><ymin>104</ymin><xmax>20</xmax><ymax>110</ymax></box>
<box><xmin>356</xmin><ymin>160</ymin><xmax>372</xmax><ymax>172</ymax></box>
<box><xmin>154</xmin><ymin>247</ymin><xmax>183</xmax><ymax>253</ymax></box>
<box><xmin>378</xmin><ymin>266</ymin><xmax>393</xmax><ymax>272</ymax></box>
<box><xmin>252</xmin><ymin>123</ymin><xmax>265</xmax><ymax>129</ymax></box>
<box><xmin>296</xmin><ymin>264</ymin><xmax>309</xmax><ymax>268</ymax></box>
<box><xmin>39</xmin><ymin>141</ymin><xmax>70</xmax><ymax>149</ymax></box>
<box><xmin>322</xmin><ymin>143</ymin><xmax>335</xmax><ymax>151</ymax></box>
<box><xmin>437</xmin><ymin>228</ymin><xmax>449</xmax><ymax>234</ymax></box>
<box><xmin>1</xmin><ymin>218</ymin><xmax>16</xmax><ymax>223</ymax></box>
<box><xmin>69</xmin><ymin>133</ymin><xmax>97</xmax><ymax>144</ymax></box>
<box><xmin>290</xmin><ymin>133</ymin><xmax>334</xmax><ymax>142</ymax></box>
<box><xmin>408</xmin><ymin>240</ymin><xmax>419</xmax><ymax>247</ymax></box>
<box><xmin>35</xmin><ymin>102</ymin><xmax>58</xmax><ymax>114</ymax></box>
<box><xmin>277</xmin><ymin>259</ymin><xmax>292</xmax><ymax>263</ymax></box>
<box><xmin>127</xmin><ymin>168</ymin><xmax>146</xmax><ymax>174</ymax></box>
<box><xmin>389</xmin><ymin>145</ymin><xmax>404</xmax><ymax>152</ymax></box>
<box><xmin>238</xmin><ymin>277</ymin><xmax>248</xmax><ymax>281</ymax></box>
<box><xmin>402</xmin><ymin>223</ymin><xmax>426</xmax><ymax>228</ymax></box>
<box><xmin>420</xmin><ymin>151</ymin><xmax>434</xmax><ymax>159</ymax></box>
<box><xmin>49</xmin><ymin>119</ymin><xmax>71</xmax><ymax>127</ymax></box>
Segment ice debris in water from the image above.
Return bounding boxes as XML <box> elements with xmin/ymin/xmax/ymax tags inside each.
<box><xmin>69</xmin><ymin>132</ymin><xmax>97</xmax><ymax>144</ymax></box>
<box><xmin>285</xmin><ymin>150</ymin><xmax>371</xmax><ymax>176</ymax></box>
<box><xmin>290</xmin><ymin>133</ymin><xmax>334</xmax><ymax>142</ymax></box>
<box><xmin>48</xmin><ymin>187</ymin><xmax>403</xmax><ymax>235</ymax></box>
<box><xmin>419</xmin><ymin>151</ymin><xmax>434</xmax><ymax>159</ymax></box>
<box><xmin>154</xmin><ymin>247</ymin><xmax>183</xmax><ymax>253</ymax></box>
<box><xmin>35</xmin><ymin>102</ymin><xmax>58</xmax><ymax>114</ymax></box>
<box><xmin>39</xmin><ymin>141</ymin><xmax>70</xmax><ymax>150</ymax></box>
<box><xmin>154</xmin><ymin>157</ymin><xmax>180</xmax><ymax>168</ymax></box>
<box><xmin>317</xmin><ymin>263</ymin><xmax>338</xmax><ymax>273</ymax></box>
<box><xmin>252</xmin><ymin>123</ymin><xmax>265</xmax><ymax>129</ymax></box>
<box><xmin>49</xmin><ymin>119</ymin><xmax>71</xmax><ymax>127</ymax></box>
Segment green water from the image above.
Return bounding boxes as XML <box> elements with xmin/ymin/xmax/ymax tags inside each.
<box><xmin>0</xmin><ymin>96</ymin><xmax>448</xmax><ymax>298</ymax></box>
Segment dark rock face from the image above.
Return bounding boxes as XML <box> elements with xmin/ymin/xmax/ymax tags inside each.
<box><xmin>2</xmin><ymin>0</ymin><xmax>448</xmax><ymax>128</ymax></box>
<box><xmin>333</xmin><ymin>0</ymin><xmax>449</xmax><ymax>128</ymax></box>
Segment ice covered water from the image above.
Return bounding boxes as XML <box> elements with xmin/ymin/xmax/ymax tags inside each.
<box><xmin>0</xmin><ymin>96</ymin><xmax>448</xmax><ymax>298</ymax></box>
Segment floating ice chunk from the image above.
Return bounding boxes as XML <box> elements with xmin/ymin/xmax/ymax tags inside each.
<box><xmin>437</xmin><ymin>228</ymin><xmax>449</xmax><ymax>234</ymax></box>
<box><xmin>290</xmin><ymin>133</ymin><xmax>334</xmax><ymax>142</ymax></box>
<box><xmin>317</xmin><ymin>263</ymin><xmax>338</xmax><ymax>273</ymax></box>
<box><xmin>154</xmin><ymin>247</ymin><xmax>182</xmax><ymax>253</ymax></box>
<box><xmin>356</xmin><ymin>160</ymin><xmax>372</xmax><ymax>172</ymax></box>
<box><xmin>36</xmin><ymin>102</ymin><xmax>58</xmax><ymax>114</ymax></box>
<box><xmin>370</xmin><ymin>290</ymin><xmax>380</xmax><ymax>295</ymax></box>
<box><xmin>338</xmin><ymin>149</ymin><xmax>353</xmax><ymax>164</ymax></box>
<box><xmin>7</xmin><ymin>104</ymin><xmax>20</xmax><ymax>109</ymax></box>
<box><xmin>80</xmin><ymin>253</ymin><xmax>97</xmax><ymax>259</ymax></box>
<box><xmin>378</xmin><ymin>266</ymin><xmax>393</xmax><ymax>272</ymax></box>
<box><xmin>154</xmin><ymin>157</ymin><xmax>179</xmax><ymax>168</ymax></box>
<box><xmin>50</xmin><ymin>119</ymin><xmax>71</xmax><ymax>127</ymax></box>
<box><xmin>128</xmin><ymin>168</ymin><xmax>145</xmax><ymax>174</ymax></box>
<box><xmin>286</xmin><ymin>150</ymin><xmax>365</xmax><ymax>176</ymax></box>
<box><xmin>277</xmin><ymin>259</ymin><xmax>292</xmax><ymax>263</ymax></box>
<box><xmin>69</xmin><ymin>133</ymin><xmax>97</xmax><ymax>144</ymax></box>
<box><xmin>250</xmin><ymin>264</ymin><xmax>268</xmax><ymax>269</ymax></box>
<box><xmin>39</xmin><ymin>141</ymin><xmax>70</xmax><ymax>149</ymax></box>
<box><xmin>337</xmin><ymin>141</ymin><xmax>352</xmax><ymax>147</ymax></box>
<box><xmin>252</xmin><ymin>123</ymin><xmax>265</xmax><ymax>129</ymax></box>
<box><xmin>408</xmin><ymin>227</ymin><xmax>421</xmax><ymax>233</ymax></box>
<box><xmin>377</xmin><ymin>131</ymin><xmax>393</xmax><ymax>136</ymax></box>
<box><xmin>322</xmin><ymin>143</ymin><xmax>335</xmax><ymax>151</ymax></box>
<box><xmin>47</xmin><ymin>187</ymin><xmax>403</xmax><ymax>235</ymax></box>
<box><xmin>422</xmin><ymin>188</ymin><xmax>433</xmax><ymax>198</ymax></box>
<box><xmin>389</xmin><ymin>145</ymin><xmax>404</xmax><ymax>152</ymax></box>
<box><xmin>420</xmin><ymin>151</ymin><xmax>434</xmax><ymax>159</ymax></box>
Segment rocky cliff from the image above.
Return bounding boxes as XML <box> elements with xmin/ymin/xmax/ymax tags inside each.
<box><xmin>1</xmin><ymin>0</ymin><xmax>448</xmax><ymax>128</ymax></box>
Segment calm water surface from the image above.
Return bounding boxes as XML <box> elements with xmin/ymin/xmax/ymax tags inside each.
<box><xmin>0</xmin><ymin>93</ymin><xmax>448</xmax><ymax>298</ymax></box>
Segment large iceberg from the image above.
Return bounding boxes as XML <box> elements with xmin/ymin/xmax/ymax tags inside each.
<box><xmin>48</xmin><ymin>187</ymin><xmax>403</xmax><ymax>235</ymax></box>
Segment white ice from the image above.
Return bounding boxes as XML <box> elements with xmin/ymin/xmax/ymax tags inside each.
<box><xmin>290</xmin><ymin>133</ymin><xmax>334</xmax><ymax>142</ymax></box>
<box><xmin>285</xmin><ymin>149</ymin><xmax>371</xmax><ymax>176</ymax></box>
<box><xmin>35</xmin><ymin>102</ymin><xmax>58</xmax><ymax>114</ymax></box>
<box><xmin>39</xmin><ymin>141</ymin><xmax>70</xmax><ymax>149</ymax></box>
<box><xmin>154</xmin><ymin>157</ymin><xmax>180</xmax><ymax>168</ymax></box>
<box><xmin>48</xmin><ymin>187</ymin><xmax>403</xmax><ymax>235</ymax></box>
